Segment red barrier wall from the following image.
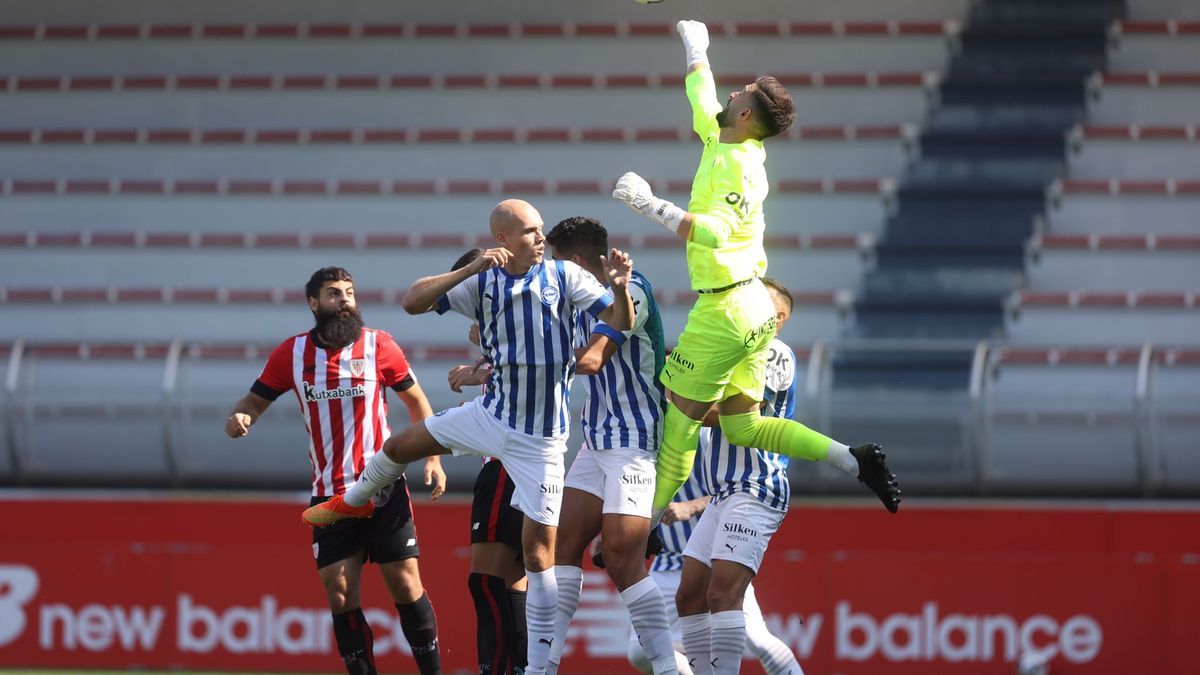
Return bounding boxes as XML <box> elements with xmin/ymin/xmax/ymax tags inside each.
<box><xmin>1</xmin><ymin>495</ymin><xmax>1196</xmax><ymax>674</ymax></box>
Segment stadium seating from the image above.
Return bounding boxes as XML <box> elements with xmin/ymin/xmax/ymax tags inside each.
<box><xmin>1026</xmin><ymin>233</ymin><xmax>1200</xmax><ymax>290</ymax></box>
<box><xmin>982</xmin><ymin>345</ymin><xmax>1200</xmax><ymax>495</ymax></box>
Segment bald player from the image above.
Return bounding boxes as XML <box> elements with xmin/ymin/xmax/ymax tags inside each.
<box><xmin>612</xmin><ymin>21</ymin><xmax>901</xmax><ymax>531</ymax></box>
<box><xmin>303</xmin><ymin>199</ymin><xmax>640</xmax><ymax>675</ymax></box>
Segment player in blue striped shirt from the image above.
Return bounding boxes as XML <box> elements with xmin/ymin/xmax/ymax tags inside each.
<box><xmin>541</xmin><ymin>217</ymin><xmax>679</xmax><ymax>675</ymax></box>
<box><xmin>675</xmin><ymin>278</ymin><xmax>808</xmax><ymax>675</ymax></box>
<box><xmin>303</xmin><ymin>199</ymin><xmax>636</xmax><ymax>675</ymax></box>
<box><xmin>629</xmin><ymin>461</ymin><xmax>805</xmax><ymax>675</ymax></box>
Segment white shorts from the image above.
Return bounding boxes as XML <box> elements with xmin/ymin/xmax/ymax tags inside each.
<box><xmin>425</xmin><ymin>398</ymin><xmax>566</xmax><ymax>526</ymax></box>
<box><xmin>681</xmin><ymin>492</ymin><xmax>784</xmax><ymax>573</ymax></box>
<box><xmin>564</xmin><ymin>445</ymin><xmax>656</xmax><ymax>517</ymax></box>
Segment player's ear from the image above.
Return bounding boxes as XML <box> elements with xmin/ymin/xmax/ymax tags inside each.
<box><xmin>307</xmin><ymin>296</ymin><xmax>320</xmax><ymax>313</ymax></box>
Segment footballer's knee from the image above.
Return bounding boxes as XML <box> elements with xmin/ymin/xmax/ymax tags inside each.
<box><xmin>380</xmin><ymin>559</ymin><xmax>425</xmax><ymax>604</ymax></box>
<box><xmin>717</xmin><ymin>412</ymin><xmax>761</xmax><ymax>448</ymax></box>
<box><xmin>705</xmin><ymin>584</ymin><xmax>746</xmax><ymax>614</ymax></box>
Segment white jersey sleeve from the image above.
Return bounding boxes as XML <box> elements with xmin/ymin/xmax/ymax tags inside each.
<box><xmin>562</xmin><ymin>260</ymin><xmax>613</xmax><ymax>318</ymax></box>
<box><xmin>435</xmin><ymin>271</ymin><xmax>482</xmax><ymax>319</ymax></box>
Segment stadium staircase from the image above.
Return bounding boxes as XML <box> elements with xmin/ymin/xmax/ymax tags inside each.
<box><xmin>836</xmin><ymin>0</ymin><xmax>1128</xmax><ymax>389</ymax></box>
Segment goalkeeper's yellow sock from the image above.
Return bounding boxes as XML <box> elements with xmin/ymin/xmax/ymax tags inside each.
<box><xmin>653</xmin><ymin>403</ymin><xmax>703</xmax><ymax>513</ymax></box>
<box><xmin>719</xmin><ymin>411</ymin><xmax>854</xmax><ymax>470</ymax></box>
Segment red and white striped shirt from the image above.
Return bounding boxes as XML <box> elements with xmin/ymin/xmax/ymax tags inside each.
<box><xmin>253</xmin><ymin>328</ymin><xmax>413</xmax><ymax>497</ymax></box>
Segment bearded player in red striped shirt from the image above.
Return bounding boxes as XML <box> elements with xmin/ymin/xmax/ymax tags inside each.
<box><xmin>224</xmin><ymin>266</ymin><xmax>447</xmax><ymax>675</ymax></box>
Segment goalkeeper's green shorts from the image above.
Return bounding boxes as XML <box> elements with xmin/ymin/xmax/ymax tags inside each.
<box><xmin>660</xmin><ymin>277</ymin><xmax>778</xmax><ymax>403</ymax></box>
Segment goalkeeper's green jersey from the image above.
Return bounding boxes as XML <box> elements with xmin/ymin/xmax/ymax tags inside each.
<box><xmin>683</xmin><ymin>66</ymin><xmax>770</xmax><ymax>291</ymax></box>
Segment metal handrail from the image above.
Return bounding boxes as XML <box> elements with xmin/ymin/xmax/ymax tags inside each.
<box><xmin>4</xmin><ymin>338</ymin><xmax>24</xmax><ymax>395</ymax></box>
<box><xmin>162</xmin><ymin>336</ymin><xmax>185</xmax><ymax>396</ymax></box>
<box><xmin>161</xmin><ymin>337</ymin><xmax>185</xmax><ymax>488</ymax></box>
<box><xmin>4</xmin><ymin>338</ymin><xmax>26</xmax><ymax>483</ymax></box>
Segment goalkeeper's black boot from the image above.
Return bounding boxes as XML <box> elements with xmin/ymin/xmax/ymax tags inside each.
<box><xmin>851</xmin><ymin>443</ymin><xmax>901</xmax><ymax>513</ymax></box>
<box><xmin>592</xmin><ymin>529</ymin><xmax>665</xmax><ymax>569</ymax></box>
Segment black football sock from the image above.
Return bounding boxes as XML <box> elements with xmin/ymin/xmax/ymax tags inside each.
<box><xmin>508</xmin><ymin>588</ymin><xmax>529</xmax><ymax>673</ymax></box>
<box><xmin>469</xmin><ymin>572</ymin><xmax>514</xmax><ymax>674</ymax></box>
<box><xmin>332</xmin><ymin>607</ymin><xmax>376</xmax><ymax>675</ymax></box>
<box><xmin>396</xmin><ymin>592</ymin><xmax>441</xmax><ymax>675</ymax></box>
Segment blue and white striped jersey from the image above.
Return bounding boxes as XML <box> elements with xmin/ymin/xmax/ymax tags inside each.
<box><xmin>575</xmin><ymin>271</ymin><xmax>667</xmax><ymax>453</ymax></box>
<box><xmin>698</xmin><ymin>338</ymin><xmax>797</xmax><ymax>511</ymax></box>
<box><xmin>437</xmin><ymin>260</ymin><xmax>612</xmax><ymax>438</ymax></box>
<box><xmin>650</xmin><ymin>467</ymin><xmax>707</xmax><ymax>573</ymax></box>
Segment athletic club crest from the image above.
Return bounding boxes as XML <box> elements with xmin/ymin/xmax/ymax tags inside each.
<box><xmin>349</xmin><ymin>359</ymin><xmax>366</xmax><ymax>377</ymax></box>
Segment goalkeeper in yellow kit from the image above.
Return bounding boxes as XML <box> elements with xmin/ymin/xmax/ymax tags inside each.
<box><xmin>612</xmin><ymin>20</ymin><xmax>901</xmax><ymax>522</ymax></box>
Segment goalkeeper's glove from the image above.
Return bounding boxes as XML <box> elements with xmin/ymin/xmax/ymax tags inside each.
<box><xmin>612</xmin><ymin>172</ymin><xmax>686</xmax><ymax>235</ymax></box>
<box><xmin>676</xmin><ymin>20</ymin><xmax>710</xmax><ymax>70</ymax></box>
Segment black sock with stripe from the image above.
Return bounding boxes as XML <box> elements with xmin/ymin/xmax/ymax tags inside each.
<box><xmin>332</xmin><ymin>607</ymin><xmax>376</xmax><ymax>675</ymax></box>
<box><xmin>468</xmin><ymin>572</ymin><xmax>513</xmax><ymax>675</ymax></box>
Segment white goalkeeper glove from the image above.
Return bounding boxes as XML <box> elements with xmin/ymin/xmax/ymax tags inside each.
<box><xmin>676</xmin><ymin>20</ymin><xmax>710</xmax><ymax>70</ymax></box>
<box><xmin>612</xmin><ymin>172</ymin><xmax>686</xmax><ymax>235</ymax></box>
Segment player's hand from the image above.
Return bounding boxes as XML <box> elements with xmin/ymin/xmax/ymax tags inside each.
<box><xmin>613</xmin><ymin>172</ymin><xmax>687</xmax><ymax>235</ymax></box>
<box><xmin>470</xmin><ymin>247</ymin><xmax>512</xmax><ymax>274</ymax></box>
<box><xmin>676</xmin><ymin>20</ymin><xmax>710</xmax><ymax>69</ymax></box>
<box><xmin>662</xmin><ymin>502</ymin><xmax>689</xmax><ymax>525</ymax></box>
<box><xmin>602</xmin><ymin>248</ymin><xmax>633</xmax><ymax>289</ymax></box>
<box><xmin>448</xmin><ymin>356</ymin><xmax>492</xmax><ymax>392</ymax></box>
<box><xmin>676</xmin><ymin>20</ymin><xmax>710</xmax><ymax>53</ymax></box>
<box><xmin>468</xmin><ymin>322</ymin><xmax>481</xmax><ymax>346</ymax></box>
<box><xmin>225</xmin><ymin>413</ymin><xmax>251</xmax><ymax>438</ymax></box>
<box><xmin>424</xmin><ymin>457</ymin><xmax>447</xmax><ymax>500</ymax></box>
<box><xmin>613</xmin><ymin>172</ymin><xmax>657</xmax><ymax>217</ymax></box>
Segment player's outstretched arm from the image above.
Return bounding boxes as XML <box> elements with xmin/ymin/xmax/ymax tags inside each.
<box><xmin>403</xmin><ymin>247</ymin><xmax>512</xmax><ymax>314</ymax></box>
<box><xmin>224</xmin><ymin>392</ymin><xmax>272</xmax><ymax>438</ymax></box>
<box><xmin>613</xmin><ymin>172</ymin><xmax>742</xmax><ymax>248</ymax></box>
<box><xmin>677</xmin><ymin>20</ymin><xmax>723</xmax><ymax>141</ymax></box>
<box><xmin>677</xmin><ymin>20</ymin><xmax>711</xmax><ymax>74</ymax></box>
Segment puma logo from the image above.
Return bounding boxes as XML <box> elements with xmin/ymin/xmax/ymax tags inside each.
<box><xmin>627</xmin><ymin>496</ymin><xmax>637</xmax><ymax>505</ymax></box>
<box><xmin>538</xmin><ymin>638</ymin><xmax>554</xmax><ymax>647</ymax></box>
<box><xmin>724</xmin><ymin>543</ymin><xmax>736</xmax><ymax>554</ymax></box>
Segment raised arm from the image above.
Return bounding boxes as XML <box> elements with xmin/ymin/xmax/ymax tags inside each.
<box><xmin>403</xmin><ymin>247</ymin><xmax>512</xmax><ymax>314</ymax></box>
<box><xmin>677</xmin><ymin>21</ymin><xmax>720</xmax><ymax>137</ymax></box>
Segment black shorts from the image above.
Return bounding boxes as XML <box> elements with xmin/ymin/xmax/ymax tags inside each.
<box><xmin>470</xmin><ymin>460</ymin><xmax>523</xmax><ymax>551</ymax></box>
<box><xmin>311</xmin><ymin>479</ymin><xmax>419</xmax><ymax>569</ymax></box>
